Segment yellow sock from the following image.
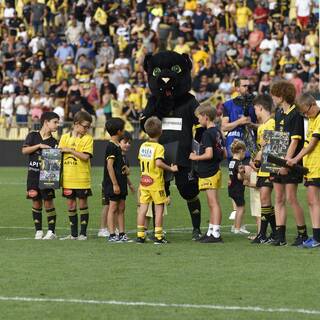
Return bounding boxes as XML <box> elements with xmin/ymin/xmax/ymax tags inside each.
<box><xmin>137</xmin><ymin>225</ymin><xmax>145</xmax><ymax>239</ymax></box>
<box><xmin>155</xmin><ymin>227</ymin><xmax>163</xmax><ymax>240</ymax></box>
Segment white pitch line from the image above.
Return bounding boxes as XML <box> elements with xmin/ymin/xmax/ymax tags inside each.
<box><xmin>0</xmin><ymin>296</ymin><xmax>318</xmax><ymax>315</ymax></box>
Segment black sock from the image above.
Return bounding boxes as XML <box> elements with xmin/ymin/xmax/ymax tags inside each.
<box><xmin>68</xmin><ymin>209</ymin><xmax>78</xmax><ymax>237</ymax></box>
<box><xmin>313</xmin><ymin>228</ymin><xmax>320</xmax><ymax>242</ymax></box>
<box><xmin>79</xmin><ymin>207</ymin><xmax>89</xmax><ymax>236</ymax></box>
<box><xmin>260</xmin><ymin>206</ymin><xmax>272</xmax><ymax>237</ymax></box>
<box><xmin>32</xmin><ymin>207</ymin><xmax>42</xmax><ymax>231</ymax></box>
<box><xmin>297</xmin><ymin>225</ymin><xmax>308</xmax><ymax>239</ymax></box>
<box><xmin>187</xmin><ymin>197</ymin><xmax>201</xmax><ymax>230</ymax></box>
<box><xmin>46</xmin><ymin>208</ymin><xmax>56</xmax><ymax>232</ymax></box>
<box><xmin>269</xmin><ymin>207</ymin><xmax>276</xmax><ymax>235</ymax></box>
<box><xmin>277</xmin><ymin>225</ymin><xmax>286</xmax><ymax>243</ymax></box>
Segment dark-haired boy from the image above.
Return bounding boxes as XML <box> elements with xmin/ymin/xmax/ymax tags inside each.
<box><xmin>270</xmin><ymin>80</ymin><xmax>308</xmax><ymax>246</ymax></box>
<box><xmin>103</xmin><ymin>117</ymin><xmax>129</xmax><ymax>242</ymax></box>
<box><xmin>251</xmin><ymin>94</ymin><xmax>277</xmax><ymax>243</ymax></box>
<box><xmin>22</xmin><ymin>112</ymin><xmax>60</xmax><ymax>240</ymax></box>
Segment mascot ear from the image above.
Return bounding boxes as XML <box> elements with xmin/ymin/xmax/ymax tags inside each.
<box><xmin>182</xmin><ymin>53</ymin><xmax>192</xmax><ymax>70</ymax></box>
<box><xmin>143</xmin><ymin>53</ymin><xmax>153</xmax><ymax>72</ymax></box>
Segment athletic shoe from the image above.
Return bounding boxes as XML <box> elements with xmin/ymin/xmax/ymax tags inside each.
<box><xmin>239</xmin><ymin>226</ymin><xmax>250</xmax><ymax>234</ymax></box>
<box><xmin>135</xmin><ymin>237</ymin><xmax>145</xmax><ymax>244</ymax></box>
<box><xmin>302</xmin><ymin>238</ymin><xmax>320</xmax><ymax>249</ymax></box>
<box><xmin>229</xmin><ymin>210</ymin><xmax>236</xmax><ymax>220</ymax></box>
<box><xmin>234</xmin><ymin>227</ymin><xmax>250</xmax><ymax>235</ymax></box>
<box><xmin>154</xmin><ymin>237</ymin><xmax>169</xmax><ymax>244</ymax></box>
<box><xmin>231</xmin><ymin>225</ymin><xmax>235</xmax><ymax>233</ymax></box>
<box><xmin>192</xmin><ymin>228</ymin><xmax>202</xmax><ymax>241</ymax></box>
<box><xmin>119</xmin><ymin>234</ymin><xmax>133</xmax><ymax>242</ymax></box>
<box><xmin>35</xmin><ymin>230</ymin><xmax>44</xmax><ymax>240</ymax></box>
<box><xmin>291</xmin><ymin>235</ymin><xmax>308</xmax><ymax>246</ymax></box>
<box><xmin>108</xmin><ymin>235</ymin><xmax>119</xmax><ymax>242</ymax></box>
<box><xmin>97</xmin><ymin>229</ymin><xmax>110</xmax><ymax>238</ymax></box>
<box><xmin>251</xmin><ymin>234</ymin><xmax>268</xmax><ymax>244</ymax></box>
<box><xmin>42</xmin><ymin>230</ymin><xmax>56</xmax><ymax>240</ymax></box>
<box><xmin>60</xmin><ymin>235</ymin><xmax>78</xmax><ymax>240</ymax></box>
<box><xmin>199</xmin><ymin>234</ymin><xmax>223</xmax><ymax>243</ymax></box>
<box><xmin>78</xmin><ymin>234</ymin><xmax>87</xmax><ymax>241</ymax></box>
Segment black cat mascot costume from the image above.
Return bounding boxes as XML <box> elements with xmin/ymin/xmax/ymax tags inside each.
<box><xmin>140</xmin><ymin>51</ymin><xmax>202</xmax><ymax>240</ymax></box>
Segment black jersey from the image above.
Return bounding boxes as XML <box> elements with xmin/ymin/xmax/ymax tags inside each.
<box><xmin>23</xmin><ymin>131</ymin><xmax>58</xmax><ymax>188</ymax></box>
<box><xmin>228</xmin><ymin>158</ymin><xmax>245</xmax><ymax>194</ymax></box>
<box><xmin>197</xmin><ymin>127</ymin><xmax>224</xmax><ymax>178</ymax></box>
<box><xmin>275</xmin><ymin>105</ymin><xmax>304</xmax><ymax>159</ymax></box>
<box><xmin>103</xmin><ymin>141</ymin><xmax>127</xmax><ymax>195</ymax></box>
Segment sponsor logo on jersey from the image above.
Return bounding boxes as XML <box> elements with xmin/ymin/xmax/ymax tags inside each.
<box><xmin>140</xmin><ymin>146</ymin><xmax>154</xmax><ymax>159</ymax></box>
<box><xmin>140</xmin><ymin>175</ymin><xmax>154</xmax><ymax>187</ymax></box>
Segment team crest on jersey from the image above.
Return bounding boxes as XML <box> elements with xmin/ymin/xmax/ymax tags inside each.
<box><xmin>140</xmin><ymin>146</ymin><xmax>154</xmax><ymax>159</ymax></box>
<box><xmin>140</xmin><ymin>175</ymin><xmax>154</xmax><ymax>187</ymax></box>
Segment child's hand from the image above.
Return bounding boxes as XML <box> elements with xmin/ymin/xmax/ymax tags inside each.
<box><xmin>286</xmin><ymin>158</ymin><xmax>297</xmax><ymax>167</ymax></box>
<box><xmin>170</xmin><ymin>164</ymin><xmax>178</xmax><ymax>172</ymax></box>
<box><xmin>122</xmin><ymin>165</ymin><xmax>130</xmax><ymax>175</ymax></box>
<box><xmin>165</xmin><ymin>196</ymin><xmax>171</xmax><ymax>206</ymax></box>
<box><xmin>189</xmin><ymin>152</ymin><xmax>197</xmax><ymax>160</ymax></box>
<box><xmin>39</xmin><ymin>144</ymin><xmax>51</xmax><ymax>149</ymax></box>
<box><xmin>113</xmin><ymin>184</ymin><xmax>120</xmax><ymax>194</ymax></box>
<box><xmin>129</xmin><ymin>184</ymin><xmax>135</xmax><ymax>193</ymax></box>
<box><xmin>60</xmin><ymin>147</ymin><xmax>74</xmax><ymax>153</ymax></box>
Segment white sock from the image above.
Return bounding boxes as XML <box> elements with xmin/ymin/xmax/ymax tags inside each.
<box><xmin>212</xmin><ymin>225</ymin><xmax>220</xmax><ymax>238</ymax></box>
<box><xmin>207</xmin><ymin>224</ymin><xmax>214</xmax><ymax>236</ymax></box>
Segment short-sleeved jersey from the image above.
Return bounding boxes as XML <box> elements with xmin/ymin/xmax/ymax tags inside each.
<box><xmin>228</xmin><ymin>158</ymin><xmax>245</xmax><ymax>194</ymax></box>
<box><xmin>138</xmin><ymin>141</ymin><xmax>165</xmax><ymax>191</ymax></box>
<box><xmin>304</xmin><ymin>112</ymin><xmax>320</xmax><ymax>179</ymax></box>
<box><xmin>197</xmin><ymin>127</ymin><xmax>225</xmax><ymax>178</ymax></box>
<box><xmin>257</xmin><ymin>118</ymin><xmax>275</xmax><ymax>178</ymax></box>
<box><xmin>275</xmin><ymin>105</ymin><xmax>304</xmax><ymax>160</ymax></box>
<box><xmin>23</xmin><ymin>131</ymin><xmax>57</xmax><ymax>188</ymax></box>
<box><xmin>103</xmin><ymin>140</ymin><xmax>127</xmax><ymax>194</ymax></box>
<box><xmin>58</xmin><ymin>133</ymin><xmax>93</xmax><ymax>189</ymax></box>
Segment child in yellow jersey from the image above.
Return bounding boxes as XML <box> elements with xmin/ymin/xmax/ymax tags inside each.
<box><xmin>288</xmin><ymin>93</ymin><xmax>320</xmax><ymax>248</ymax></box>
<box><xmin>59</xmin><ymin>111</ymin><xmax>93</xmax><ymax>240</ymax></box>
<box><xmin>137</xmin><ymin>117</ymin><xmax>178</xmax><ymax>244</ymax></box>
<box><xmin>251</xmin><ymin>94</ymin><xmax>277</xmax><ymax>244</ymax></box>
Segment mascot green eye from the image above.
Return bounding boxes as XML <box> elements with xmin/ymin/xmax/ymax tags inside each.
<box><xmin>171</xmin><ymin>65</ymin><xmax>182</xmax><ymax>73</ymax></box>
<box><xmin>152</xmin><ymin>67</ymin><xmax>161</xmax><ymax>77</ymax></box>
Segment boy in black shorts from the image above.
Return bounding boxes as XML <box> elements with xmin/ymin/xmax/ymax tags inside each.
<box><xmin>228</xmin><ymin>139</ymin><xmax>248</xmax><ymax>235</ymax></box>
<box><xmin>270</xmin><ymin>80</ymin><xmax>308</xmax><ymax>246</ymax></box>
<box><xmin>103</xmin><ymin>118</ymin><xmax>129</xmax><ymax>242</ymax></box>
<box><xmin>22</xmin><ymin>112</ymin><xmax>60</xmax><ymax>240</ymax></box>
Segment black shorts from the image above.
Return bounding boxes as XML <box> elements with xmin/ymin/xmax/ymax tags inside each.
<box><xmin>256</xmin><ymin>176</ymin><xmax>273</xmax><ymax>188</ymax></box>
<box><xmin>228</xmin><ymin>189</ymin><xmax>245</xmax><ymax>207</ymax></box>
<box><xmin>26</xmin><ymin>188</ymin><xmax>55</xmax><ymax>201</ymax></box>
<box><xmin>62</xmin><ymin>188</ymin><xmax>92</xmax><ymax>199</ymax></box>
<box><xmin>104</xmin><ymin>184</ymin><xmax>127</xmax><ymax>202</ymax></box>
<box><xmin>304</xmin><ymin>178</ymin><xmax>320</xmax><ymax>187</ymax></box>
<box><xmin>272</xmin><ymin>172</ymin><xmax>303</xmax><ymax>185</ymax></box>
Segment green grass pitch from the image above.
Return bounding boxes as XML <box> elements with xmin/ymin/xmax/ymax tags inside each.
<box><xmin>0</xmin><ymin>167</ymin><xmax>319</xmax><ymax>320</ymax></box>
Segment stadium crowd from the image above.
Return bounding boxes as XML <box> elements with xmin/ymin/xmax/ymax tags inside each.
<box><xmin>0</xmin><ymin>0</ymin><xmax>319</xmax><ymax>139</ymax></box>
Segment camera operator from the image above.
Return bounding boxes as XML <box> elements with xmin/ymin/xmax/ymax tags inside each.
<box><xmin>221</xmin><ymin>76</ymin><xmax>257</xmax><ymax>161</ymax></box>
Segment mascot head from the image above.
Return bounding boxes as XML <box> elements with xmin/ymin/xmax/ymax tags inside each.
<box><xmin>144</xmin><ymin>51</ymin><xmax>192</xmax><ymax>99</ymax></box>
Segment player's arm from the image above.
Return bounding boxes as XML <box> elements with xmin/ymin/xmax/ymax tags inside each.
<box><xmin>189</xmin><ymin>146</ymin><xmax>213</xmax><ymax>161</ymax></box>
<box><xmin>288</xmin><ymin>136</ymin><xmax>319</xmax><ymax>165</ymax></box>
<box><xmin>155</xmin><ymin>158</ymin><xmax>178</xmax><ymax>172</ymax></box>
<box><xmin>22</xmin><ymin>143</ymin><xmax>50</xmax><ymax>154</ymax></box>
<box><xmin>60</xmin><ymin>148</ymin><xmax>91</xmax><ymax>161</ymax></box>
<box><xmin>107</xmin><ymin>157</ymin><xmax>120</xmax><ymax>194</ymax></box>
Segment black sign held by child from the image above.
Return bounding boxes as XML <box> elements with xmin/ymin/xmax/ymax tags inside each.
<box><xmin>261</xmin><ymin>130</ymin><xmax>289</xmax><ymax>174</ymax></box>
<box><xmin>39</xmin><ymin>149</ymin><xmax>62</xmax><ymax>189</ymax></box>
